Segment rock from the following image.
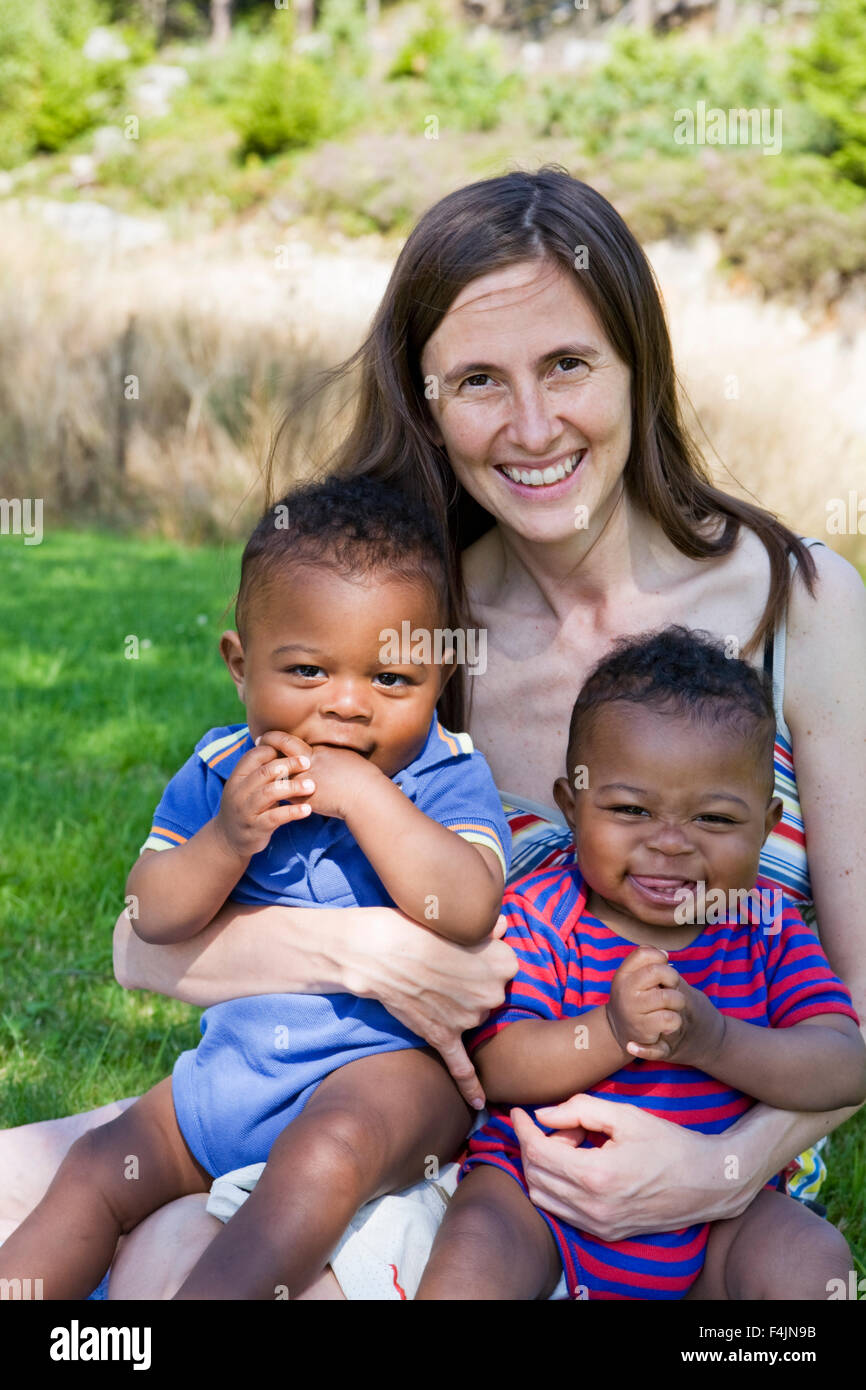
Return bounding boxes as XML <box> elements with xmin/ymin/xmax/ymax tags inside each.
<box><xmin>23</xmin><ymin>199</ymin><xmax>167</xmax><ymax>251</ymax></box>
<box><xmin>83</xmin><ymin>27</ymin><xmax>130</xmax><ymax>63</ymax></box>
<box><xmin>92</xmin><ymin>125</ymin><xmax>130</xmax><ymax>160</ymax></box>
<box><xmin>70</xmin><ymin>155</ymin><xmax>98</xmax><ymax>188</ymax></box>
<box><xmin>129</xmin><ymin>65</ymin><xmax>190</xmax><ymax>118</ymax></box>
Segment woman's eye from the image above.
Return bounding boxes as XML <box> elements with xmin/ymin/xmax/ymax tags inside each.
<box><xmin>554</xmin><ymin>357</ymin><xmax>587</xmax><ymax>373</ymax></box>
<box><xmin>461</xmin><ymin>373</ymin><xmax>495</xmax><ymax>389</ymax></box>
<box><xmin>375</xmin><ymin>672</ymin><xmax>410</xmax><ymax>688</ymax></box>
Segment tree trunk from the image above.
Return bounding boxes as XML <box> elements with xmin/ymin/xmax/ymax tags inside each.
<box><xmin>210</xmin><ymin>0</ymin><xmax>233</xmax><ymax>48</ymax></box>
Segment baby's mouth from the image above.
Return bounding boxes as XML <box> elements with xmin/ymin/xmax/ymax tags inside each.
<box><xmin>627</xmin><ymin>875</ymin><xmax>697</xmax><ymax>906</ymax></box>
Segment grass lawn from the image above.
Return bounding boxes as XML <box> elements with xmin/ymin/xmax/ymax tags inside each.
<box><xmin>1</xmin><ymin>528</ymin><xmax>864</xmax><ymax>1283</ymax></box>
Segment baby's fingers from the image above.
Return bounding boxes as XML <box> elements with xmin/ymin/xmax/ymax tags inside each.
<box><xmin>626</xmin><ymin>1039</ymin><xmax>673</xmax><ymax>1061</ymax></box>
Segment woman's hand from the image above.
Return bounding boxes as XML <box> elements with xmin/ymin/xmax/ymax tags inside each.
<box><xmin>511</xmin><ymin>1095</ymin><xmax>761</xmax><ymax>1242</ymax></box>
<box><xmin>344</xmin><ymin>912</ymin><xmax>519</xmax><ymax>1110</ymax></box>
<box><xmin>115</xmin><ymin>900</ymin><xmax>518</xmax><ymax>1112</ymax></box>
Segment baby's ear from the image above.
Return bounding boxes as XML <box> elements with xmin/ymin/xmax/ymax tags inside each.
<box><xmin>763</xmin><ymin>794</ymin><xmax>784</xmax><ymax>841</ymax></box>
<box><xmin>553</xmin><ymin>775</ymin><xmax>576</xmax><ymax>827</ymax></box>
<box><xmin>220</xmin><ymin>630</ymin><xmax>246</xmax><ymax>702</ymax></box>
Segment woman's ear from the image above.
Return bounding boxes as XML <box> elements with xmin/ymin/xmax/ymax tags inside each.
<box><xmin>220</xmin><ymin>631</ymin><xmax>246</xmax><ymax>703</ymax></box>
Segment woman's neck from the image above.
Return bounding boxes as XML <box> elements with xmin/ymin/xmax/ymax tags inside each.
<box><xmin>486</xmin><ymin>487</ymin><xmax>692</xmax><ymax>624</ymax></box>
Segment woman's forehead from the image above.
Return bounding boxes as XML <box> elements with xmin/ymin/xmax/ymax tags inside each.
<box><xmin>423</xmin><ymin>258</ymin><xmax>605</xmax><ymax>360</ymax></box>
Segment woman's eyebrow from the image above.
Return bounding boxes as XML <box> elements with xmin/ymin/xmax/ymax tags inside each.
<box><xmin>441</xmin><ymin>342</ymin><xmax>601</xmax><ymax>386</ymax></box>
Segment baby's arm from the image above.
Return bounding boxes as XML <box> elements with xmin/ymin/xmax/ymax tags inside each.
<box><xmin>299</xmin><ymin>740</ymin><xmax>505</xmax><ymax>945</ymax></box>
<box><xmin>126</xmin><ymin>735</ymin><xmax>316</xmax><ymax>943</ymax></box>
<box><xmin>671</xmin><ymin>985</ymin><xmax>866</xmax><ymax>1111</ymax></box>
<box><xmin>475</xmin><ymin>945</ymin><xmax>682</xmax><ymax>1104</ymax></box>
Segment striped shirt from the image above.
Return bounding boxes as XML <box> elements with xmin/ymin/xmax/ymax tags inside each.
<box><xmin>463</xmin><ymin>864</ymin><xmax>857</xmax><ymax>1299</ymax></box>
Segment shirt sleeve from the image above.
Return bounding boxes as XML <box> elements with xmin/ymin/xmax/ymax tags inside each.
<box><xmin>468</xmin><ymin>887</ymin><xmax>569</xmax><ymax>1054</ymax></box>
<box><xmin>139</xmin><ymin>734</ymin><xmax>225</xmax><ymax>855</ymax></box>
<box><xmin>413</xmin><ymin>752</ymin><xmax>512</xmax><ymax>881</ymax></box>
<box><xmin>764</xmin><ymin>903</ymin><xmax>860</xmax><ymax>1028</ymax></box>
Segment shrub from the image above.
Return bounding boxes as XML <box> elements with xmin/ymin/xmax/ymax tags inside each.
<box><xmin>789</xmin><ymin>0</ymin><xmax>866</xmax><ymax>186</ymax></box>
<box><xmin>388</xmin><ymin>4</ymin><xmax>520</xmax><ymax>133</ymax></box>
<box><xmin>230</xmin><ymin>53</ymin><xmax>333</xmax><ymax>158</ymax></box>
<box><xmin>0</xmin><ymin>0</ymin><xmax>130</xmax><ymax>166</ymax></box>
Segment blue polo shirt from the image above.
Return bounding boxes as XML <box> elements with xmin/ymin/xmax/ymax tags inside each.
<box><xmin>141</xmin><ymin>714</ymin><xmax>511</xmax><ymax>1177</ymax></box>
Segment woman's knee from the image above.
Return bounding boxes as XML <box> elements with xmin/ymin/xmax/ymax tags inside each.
<box><xmin>109</xmin><ymin>1193</ymin><xmax>221</xmax><ymax>1300</ymax></box>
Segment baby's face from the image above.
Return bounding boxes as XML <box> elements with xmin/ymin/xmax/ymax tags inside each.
<box><xmin>222</xmin><ymin>566</ymin><xmax>451</xmax><ymax>779</ymax></box>
<box><xmin>554</xmin><ymin>702</ymin><xmax>782</xmax><ymax>936</ymax></box>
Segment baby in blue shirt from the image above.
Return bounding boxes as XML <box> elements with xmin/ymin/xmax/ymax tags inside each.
<box><xmin>0</xmin><ymin>476</ymin><xmax>510</xmax><ymax>1300</ymax></box>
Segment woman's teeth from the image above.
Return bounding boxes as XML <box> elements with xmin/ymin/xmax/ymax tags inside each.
<box><xmin>500</xmin><ymin>451</ymin><xmax>584</xmax><ymax>487</ymax></box>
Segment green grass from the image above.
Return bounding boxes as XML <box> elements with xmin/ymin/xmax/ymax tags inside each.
<box><xmin>0</xmin><ymin>528</ymin><xmax>242</xmax><ymax>1122</ymax></box>
<box><xmin>0</xmin><ymin>529</ymin><xmax>864</xmax><ymax>1281</ymax></box>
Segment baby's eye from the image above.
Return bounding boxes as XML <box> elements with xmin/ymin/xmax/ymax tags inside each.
<box><xmin>611</xmin><ymin>804</ymin><xmax>649</xmax><ymax>817</ymax></box>
<box><xmin>696</xmin><ymin>814</ymin><xmax>736</xmax><ymax>825</ymax></box>
<box><xmin>288</xmin><ymin>665</ymin><xmax>324</xmax><ymax>679</ymax></box>
<box><xmin>374</xmin><ymin>672</ymin><xmax>410</xmax><ymax>688</ymax></box>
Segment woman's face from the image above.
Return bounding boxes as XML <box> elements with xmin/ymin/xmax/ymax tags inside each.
<box><xmin>420</xmin><ymin>258</ymin><xmax>632</xmax><ymax>546</ymax></box>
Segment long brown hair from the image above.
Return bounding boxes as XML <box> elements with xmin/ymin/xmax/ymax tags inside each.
<box><xmin>266</xmin><ymin>166</ymin><xmax>816</xmax><ymax>731</ymax></box>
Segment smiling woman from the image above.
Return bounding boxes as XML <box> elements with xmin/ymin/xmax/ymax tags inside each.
<box><xmin>2</xmin><ymin>167</ymin><xmax>864</xmax><ymax>1302</ymax></box>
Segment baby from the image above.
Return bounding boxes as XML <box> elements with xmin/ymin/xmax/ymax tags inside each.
<box><xmin>416</xmin><ymin>627</ymin><xmax>866</xmax><ymax>1301</ymax></box>
<box><xmin>0</xmin><ymin>475</ymin><xmax>510</xmax><ymax>1300</ymax></box>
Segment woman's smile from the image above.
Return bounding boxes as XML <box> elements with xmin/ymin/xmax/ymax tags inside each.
<box><xmin>495</xmin><ymin>448</ymin><xmax>587</xmax><ymax>495</ymax></box>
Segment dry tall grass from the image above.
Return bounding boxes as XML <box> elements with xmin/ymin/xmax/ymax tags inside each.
<box><xmin>1</xmin><ymin>205</ymin><xmax>863</xmax><ymax>564</ymax></box>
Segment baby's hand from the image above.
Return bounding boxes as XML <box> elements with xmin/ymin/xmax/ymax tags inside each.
<box><xmin>303</xmin><ymin>743</ymin><xmax>381</xmax><ymax>821</ymax></box>
<box><xmin>213</xmin><ymin>731</ymin><xmax>315</xmax><ymax>860</ymax></box>
<box><xmin>664</xmin><ymin>974</ymin><xmax>726</xmax><ymax>1070</ymax></box>
<box><xmin>605</xmin><ymin>946</ymin><xmax>687</xmax><ymax>1062</ymax></box>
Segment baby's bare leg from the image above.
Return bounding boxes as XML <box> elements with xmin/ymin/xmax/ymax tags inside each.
<box><xmin>0</xmin><ymin>1079</ymin><xmax>210</xmax><ymax>1300</ymax></box>
<box><xmin>174</xmin><ymin>1048</ymin><xmax>470</xmax><ymax>1300</ymax></box>
<box><xmin>686</xmin><ymin>1188</ymin><xmax>851</xmax><ymax>1301</ymax></box>
<box><xmin>416</xmin><ymin>1165</ymin><xmax>562</xmax><ymax>1301</ymax></box>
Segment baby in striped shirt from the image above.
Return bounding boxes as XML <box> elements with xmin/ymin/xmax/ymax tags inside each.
<box><xmin>417</xmin><ymin>626</ymin><xmax>866</xmax><ymax>1301</ymax></box>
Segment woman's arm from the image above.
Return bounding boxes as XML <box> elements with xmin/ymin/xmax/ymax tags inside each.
<box><xmin>785</xmin><ymin>545</ymin><xmax>866</xmax><ymax>1020</ymax></box>
<box><xmin>113</xmin><ymin>902</ymin><xmax>518</xmax><ymax>1109</ymax></box>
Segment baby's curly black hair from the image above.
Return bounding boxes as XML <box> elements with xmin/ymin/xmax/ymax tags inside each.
<box><xmin>234</xmin><ymin>475</ymin><xmax>450</xmax><ymax>640</ymax></box>
<box><xmin>566</xmin><ymin>626</ymin><xmax>778</xmax><ymax>796</ymax></box>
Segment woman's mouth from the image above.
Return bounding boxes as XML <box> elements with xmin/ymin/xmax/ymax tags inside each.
<box><xmin>627</xmin><ymin>875</ymin><xmax>697</xmax><ymax>908</ymax></box>
<box><xmin>495</xmin><ymin>449</ymin><xmax>586</xmax><ymax>494</ymax></box>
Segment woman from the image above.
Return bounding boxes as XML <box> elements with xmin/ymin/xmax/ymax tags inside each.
<box><xmin>2</xmin><ymin>167</ymin><xmax>863</xmax><ymax>1299</ymax></box>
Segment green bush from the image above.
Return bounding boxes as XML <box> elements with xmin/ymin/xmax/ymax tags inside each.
<box><xmin>388</xmin><ymin>5</ymin><xmax>520</xmax><ymax>133</ymax></box>
<box><xmin>532</xmin><ymin>29</ymin><xmax>792</xmax><ymax>158</ymax></box>
<box><xmin>231</xmin><ymin>53</ymin><xmax>333</xmax><ymax>158</ymax></box>
<box><xmin>789</xmin><ymin>0</ymin><xmax>866</xmax><ymax>186</ymax></box>
<box><xmin>0</xmin><ymin>0</ymin><xmax>131</xmax><ymax>166</ymax></box>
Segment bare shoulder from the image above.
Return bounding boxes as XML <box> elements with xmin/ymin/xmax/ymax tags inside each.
<box><xmin>785</xmin><ymin>542</ymin><xmax>866</xmax><ymax>727</ymax></box>
<box><xmin>788</xmin><ymin>542</ymin><xmax>866</xmax><ymax>634</ymax></box>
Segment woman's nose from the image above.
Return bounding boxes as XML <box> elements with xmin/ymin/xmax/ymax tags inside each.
<box><xmin>507</xmin><ymin>380</ymin><xmax>562</xmax><ymax>455</ymax></box>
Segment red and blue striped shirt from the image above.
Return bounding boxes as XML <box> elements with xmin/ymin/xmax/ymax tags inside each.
<box><xmin>463</xmin><ymin>864</ymin><xmax>858</xmax><ymax>1299</ymax></box>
